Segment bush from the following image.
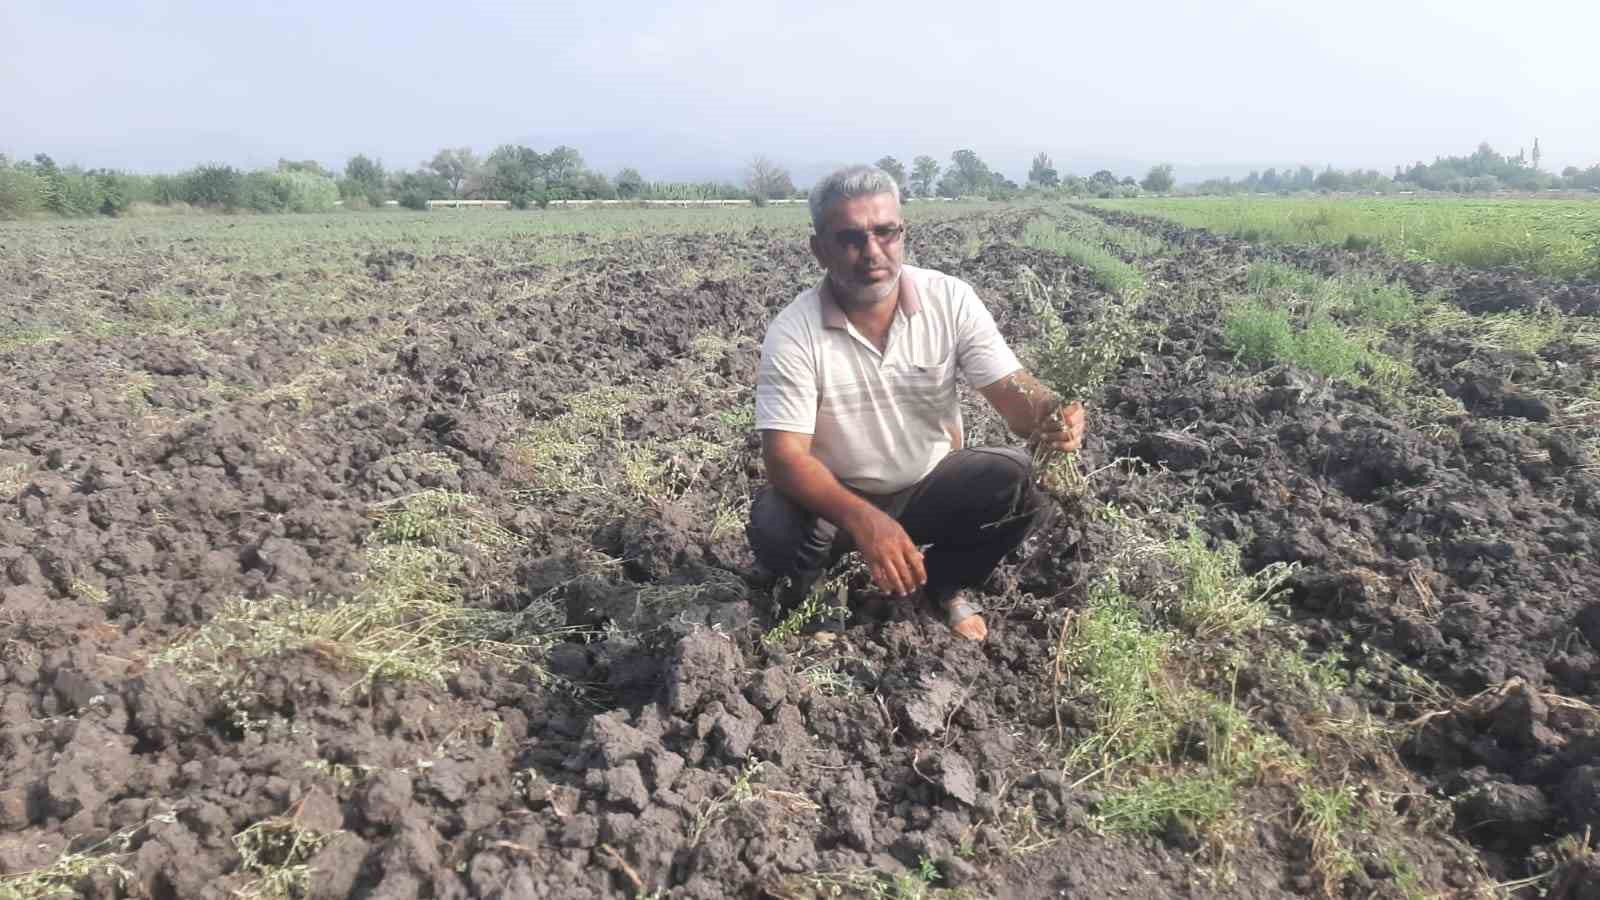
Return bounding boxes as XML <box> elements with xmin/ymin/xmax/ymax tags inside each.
<box><xmin>0</xmin><ymin>165</ymin><xmax>45</xmax><ymax>219</ymax></box>
<box><xmin>240</xmin><ymin>170</ymin><xmax>339</xmax><ymax>213</ymax></box>
<box><xmin>1224</xmin><ymin>301</ymin><xmax>1295</xmax><ymax>365</ymax></box>
<box><xmin>279</xmin><ymin>170</ymin><xmax>339</xmax><ymax>212</ymax></box>
<box><xmin>183</xmin><ymin>165</ymin><xmax>243</xmax><ymax>209</ymax></box>
<box><xmin>240</xmin><ymin>170</ymin><xmax>291</xmax><ymax>212</ymax></box>
<box><xmin>149</xmin><ymin>174</ymin><xmax>186</xmax><ymax>205</ymax></box>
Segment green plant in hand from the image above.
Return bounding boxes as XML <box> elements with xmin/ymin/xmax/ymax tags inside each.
<box><xmin>1018</xmin><ymin>267</ymin><xmax>1139</xmax><ymax>494</ymax></box>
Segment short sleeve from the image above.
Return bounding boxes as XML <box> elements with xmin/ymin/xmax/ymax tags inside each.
<box><xmin>952</xmin><ymin>279</ymin><xmax>1023</xmax><ymax>388</ymax></box>
<box><xmin>755</xmin><ymin>316</ymin><xmax>818</xmax><ymax>434</ymax></box>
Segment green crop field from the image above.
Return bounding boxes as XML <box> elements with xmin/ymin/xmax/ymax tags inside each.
<box><xmin>1092</xmin><ymin>195</ymin><xmax>1600</xmax><ymax>279</ymax></box>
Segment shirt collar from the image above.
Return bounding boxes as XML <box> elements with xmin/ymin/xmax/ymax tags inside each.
<box><xmin>818</xmin><ymin>268</ymin><xmax>920</xmax><ymax>330</ymax></box>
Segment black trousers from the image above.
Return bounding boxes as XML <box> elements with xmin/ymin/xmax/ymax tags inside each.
<box><xmin>746</xmin><ymin>447</ymin><xmax>1044</xmax><ymax>608</ymax></box>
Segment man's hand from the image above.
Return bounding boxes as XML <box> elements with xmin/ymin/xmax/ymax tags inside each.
<box><xmin>1036</xmin><ymin>400</ymin><xmax>1087</xmax><ymax>453</ymax></box>
<box><xmin>978</xmin><ymin>370</ymin><xmax>1089</xmax><ymax>452</ymax></box>
<box><xmin>846</xmin><ymin>506</ymin><xmax>927</xmax><ymax>596</ymax></box>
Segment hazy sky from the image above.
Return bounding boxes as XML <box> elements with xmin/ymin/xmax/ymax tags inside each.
<box><xmin>3</xmin><ymin>0</ymin><xmax>1596</xmax><ymax>184</ymax></box>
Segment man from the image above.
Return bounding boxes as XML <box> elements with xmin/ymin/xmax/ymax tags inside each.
<box><xmin>748</xmin><ymin>165</ymin><xmax>1086</xmax><ymax>641</ymax></box>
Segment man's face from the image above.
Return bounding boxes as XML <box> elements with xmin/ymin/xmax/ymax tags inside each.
<box><xmin>810</xmin><ymin>192</ymin><xmax>906</xmax><ymax>307</ymax></box>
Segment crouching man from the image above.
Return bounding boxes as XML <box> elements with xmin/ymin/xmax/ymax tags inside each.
<box><xmin>747</xmin><ymin>165</ymin><xmax>1086</xmax><ymax>641</ymax></box>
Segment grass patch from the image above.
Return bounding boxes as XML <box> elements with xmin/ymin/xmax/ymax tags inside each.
<box><xmin>1093</xmin><ymin>196</ymin><xmax>1600</xmax><ymax>280</ymax></box>
<box><xmin>1022</xmin><ymin>218</ymin><xmax>1145</xmax><ymax>298</ymax></box>
<box><xmin>1097</xmin><ymin>772</ymin><xmax>1236</xmax><ymax>835</ymax></box>
<box><xmin>1245</xmin><ymin>260</ymin><xmax>1419</xmax><ymax>326</ymax></box>
<box><xmin>0</xmin><ymin>324</ymin><xmax>66</xmax><ymax>354</ymax></box>
<box><xmin>367</xmin><ymin>489</ymin><xmax>519</xmax><ymax>547</ymax></box>
<box><xmin>0</xmin><ymin>462</ymin><xmax>30</xmax><ymax>498</ymax></box>
<box><xmin>1224</xmin><ymin>299</ymin><xmax>1411</xmax><ymax>386</ymax></box>
<box><xmin>1060</xmin><ymin>577</ymin><xmax>1175</xmax><ymax>769</ymax></box>
<box><xmin>1418</xmin><ymin>302</ymin><xmax>1600</xmax><ymax>355</ymax></box>
<box><xmin>1223</xmin><ymin>300</ymin><xmax>1295</xmax><ymax>364</ymax></box>
<box><xmin>1061</xmin><ymin>206</ymin><xmax>1170</xmax><ymax>257</ymax></box>
<box><xmin>505</xmin><ymin>386</ymin><xmax>628</xmax><ymax>493</ymax></box>
<box><xmin>254</xmin><ymin>367</ymin><xmax>338</xmax><ymax>413</ymax></box>
<box><xmin>157</xmin><ymin>490</ymin><xmax>561</xmax><ymax>702</ymax></box>
<box><xmin>1164</xmin><ymin>528</ymin><xmax>1296</xmax><ymax>641</ymax></box>
<box><xmin>1295</xmin><ymin>783</ymin><xmax>1362</xmax><ymax>889</ymax></box>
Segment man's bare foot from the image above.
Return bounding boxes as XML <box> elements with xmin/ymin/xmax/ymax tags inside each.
<box><xmin>946</xmin><ymin>594</ymin><xmax>988</xmax><ymax>641</ymax></box>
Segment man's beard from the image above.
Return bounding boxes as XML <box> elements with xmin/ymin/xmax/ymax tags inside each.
<box><xmin>831</xmin><ymin>268</ymin><xmax>901</xmax><ymax>309</ymax></box>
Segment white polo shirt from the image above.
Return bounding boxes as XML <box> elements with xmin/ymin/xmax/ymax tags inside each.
<box><xmin>755</xmin><ymin>265</ymin><xmax>1023</xmax><ymax>495</ymax></box>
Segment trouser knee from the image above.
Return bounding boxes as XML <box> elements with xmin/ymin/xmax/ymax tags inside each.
<box><xmin>747</xmin><ymin>486</ymin><xmax>840</xmax><ymax>578</ymax></box>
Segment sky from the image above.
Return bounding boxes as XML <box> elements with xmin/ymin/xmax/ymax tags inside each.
<box><xmin>3</xmin><ymin>0</ymin><xmax>1597</xmax><ymax>185</ymax></box>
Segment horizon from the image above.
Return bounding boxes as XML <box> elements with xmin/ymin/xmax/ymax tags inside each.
<box><xmin>3</xmin><ymin>0</ymin><xmax>1597</xmax><ymax>184</ymax></box>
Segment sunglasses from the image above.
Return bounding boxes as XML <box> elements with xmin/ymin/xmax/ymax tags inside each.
<box><xmin>830</xmin><ymin>223</ymin><xmax>907</xmax><ymax>251</ymax></box>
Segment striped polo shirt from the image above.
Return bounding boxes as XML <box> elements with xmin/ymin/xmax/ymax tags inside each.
<box><xmin>755</xmin><ymin>264</ymin><xmax>1023</xmax><ymax>494</ymax></box>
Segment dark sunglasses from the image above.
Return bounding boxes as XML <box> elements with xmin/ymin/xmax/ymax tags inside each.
<box><xmin>831</xmin><ymin>223</ymin><xmax>907</xmax><ymax>251</ymax></box>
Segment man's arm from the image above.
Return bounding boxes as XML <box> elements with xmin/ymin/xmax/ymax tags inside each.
<box><xmin>762</xmin><ymin>430</ymin><xmax>927</xmax><ymax>596</ymax></box>
<box><xmin>977</xmin><ymin>369</ymin><xmax>1087</xmax><ymax>453</ymax></box>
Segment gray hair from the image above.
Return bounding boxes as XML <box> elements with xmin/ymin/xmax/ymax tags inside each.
<box><xmin>808</xmin><ymin>165</ymin><xmax>901</xmax><ymax>231</ymax></box>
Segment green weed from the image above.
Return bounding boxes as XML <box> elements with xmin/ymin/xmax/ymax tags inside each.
<box><xmin>1164</xmin><ymin>528</ymin><xmax>1296</xmax><ymax>640</ymax></box>
<box><xmin>1018</xmin><ymin>266</ymin><xmax>1140</xmax><ymax>408</ymax></box>
<box><xmin>1295</xmin><ymin>783</ymin><xmax>1362</xmax><ymax>889</ymax></box>
<box><xmin>1223</xmin><ymin>301</ymin><xmax>1295</xmax><ymax>364</ymax></box>
<box><xmin>1022</xmin><ymin>218</ymin><xmax>1145</xmax><ymax>298</ymax></box>
<box><xmin>1060</xmin><ymin>576</ymin><xmax>1174</xmax><ymax>769</ymax></box>
<box><xmin>0</xmin><ymin>824</ymin><xmax>143</xmax><ymax>900</ymax></box>
<box><xmin>0</xmin><ymin>462</ymin><xmax>28</xmax><ymax>497</ymax></box>
<box><xmin>764</xmin><ymin>571</ymin><xmax>850</xmax><ymax>644</ymax></box>
<box><xmin>1097</xmin><ymin>773</ymin><xmax>1236</xmax><ymax>835</ymax></box>
<box><xmin>232</xmin><ymin>815</ymin><xmax>333</xmax><ymax>899</ymax></box>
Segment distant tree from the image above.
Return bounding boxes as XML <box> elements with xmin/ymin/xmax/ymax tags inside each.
<box><xmin>1314</xmin><ymin>166</ymin><xmax>1349</xmax><ymax>192</ymax></box>
<box><xmin>32</xmin><ymin>154</ymin><xmax>69</xmax><ymax>214</ymax></box>
<box><xmin>482</xmin><ymin>144</ymin><xmax>545</xmax><ymax>207</ymax></box>
<box><xmin>184</xmin><ymin>164</ymin><xmax>244</xmax><ymax>209</ymax></box>
<box><xmin>1562</xmin><ymin>166</ymin><xmax>1580</xmax><ymax>179</ymax></box>
<box><xmin>910</xmin><ymin>156</ymin><xmax>940</xmax><ymax>198</ymax></box>
<box><xmin>0</xmin><ymin>154</ymin><xmax>45</xmax><ymax>219</ymax></box>
<box><xmin>1139</xmin><ymin>164</ymin><xmax>1175</xmax><ymax>193</ymax></box>
<box><xmin>428</xmin><ymin>147</ymin><xmax>479</xmax><ymax>198</ymax></box>
<box><xmin>542</xmin><ymin>146</ymin><xmax>586</xmax><ymax>198</ymax></box>
<box><xmin>342</xmin><ymin>154</ymin><xmax>387</xmax><ymax>205</ymax></box>
<box><xmin>573</xmin><ymin>170</ymin><xmax>615</xmax><ymax>200</ymax></box>
<box><xmin>944</xmin><ymin>149</ymin><xmax>993</xmax><ymax>196</ymax></box>
<box><xmin>278</xmin><ymin>159</ymin><xmax>333</xmax><ymax>178</ymax></box>
<box><xmin>745</xmin><ymin>156</ymin><xmax>795</xmax><ymax>204</ymax></box>
<box><xmin>390</xmin><ymin>170</ymin><xmax>450</xmax><ymax>210</ymax></box>
<box><xmin>615</xmin><ymin>167</ymin><xmax>645</xmax><ymax>199</ymax></box>
<box><xmin>1027</xmin><ymin>153</ymin><xmax>1059</xmax><ymax>188</ymax></box>
<box><xmin>875</xmin><ymin>156</ymin><xmax>907</xmax><ymax>195</ymax></box>
<box><xmin>1088</xmin><ymin>169</ymin><xmax>1119</xmax><ymax>198</ymax></box>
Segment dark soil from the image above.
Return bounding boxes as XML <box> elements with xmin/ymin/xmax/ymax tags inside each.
<box><xmin>2</xmin><ymin>208</ymin><xmax>1596</xmax><ymax>897</ymax></box>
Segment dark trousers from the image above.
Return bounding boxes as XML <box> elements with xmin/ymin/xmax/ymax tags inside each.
<box><xmin>746</xmin><ymin>447</ymin><xmax>1044</xmax><ymax>608</ymax></box>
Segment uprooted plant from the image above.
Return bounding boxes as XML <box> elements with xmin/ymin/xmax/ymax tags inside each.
<box><xmin>1015</xmin><ymin>265</ymin><xmax>1141</xmax><ymax>499</ymax></box>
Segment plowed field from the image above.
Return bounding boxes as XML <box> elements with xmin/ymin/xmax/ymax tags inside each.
<box><xmin>2</xmin><ymin>205</ymin><xmax>1598</xmax><ymax>898</ymax></box>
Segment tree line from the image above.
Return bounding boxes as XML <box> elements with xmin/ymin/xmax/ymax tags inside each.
<box><xmin>3</xmin><ymin>140</ymin><xmax>1596</xmax><ymax>220</ymax></box>
<box><xmin>1190</xmin><ymin>141</ymin><xmax>1600</xmax><ymax>196</ymax></box>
